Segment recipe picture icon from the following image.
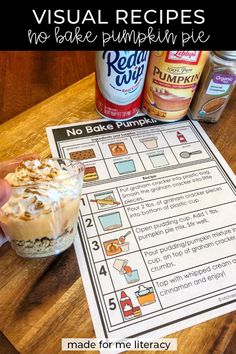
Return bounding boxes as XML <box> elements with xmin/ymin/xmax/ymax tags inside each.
<box><xmin>113</xmin><ymin>258</ymin><xmax>140</xmax><ymax>284</ymax></box>
<box><xmin>148</xmin><ymin>151</ymin><xmax>169</xmax><ymax>168</ymax></box>
<box><xmin>83</xmin><ymin>166</ymin><xmax>99</xmax><ymax>182</ymax></box>
<box><xmin>140</xmin><ymin>137</ymin><xmax>158</xmax><ymax>149</ymax></box>
<box><xmin>115</xmin><ymin>160</ymin><xmax>136</xmax><ymax>175</ymax></box>
<box><xmin>180</xmin><ymin>150</ymin><xmax>202</xmax><ymax>159</ymax></box>
<box><xmin>109</xmin><ymin>142</ymin><xmax>128</xmax><ymax>156</ymax></box>
<box><xmin>135</xmin><ymin>285</ymin><xmax>156</xmax><ymax>306</ymax></box>
<box><xmin>103</xmin><ymin>230</ymin><xmax>131</xmax><ymax>256</ymax></box>
<box><xmin>70</xmin><ymin>148</ymin><xmax>96</xmax><ymax>160</ymax></box>
<box><xmin>90</xmin><ymin>190</ymin><xmax>120</xmax><ymax>210</ymax></box>
<box><xmin>177</xmin><ymin>131</ymin><xmax>187</xmax><ymax>143</ymax></box>
<box><xmin>98</xmin><ymin>212</ymin><xmax>122</xmax><ymax>231</ymax></box>
<box><xmin>120</xmin><ymin>291</ymin><xmax>142</xmax><ymax>320</ymax></box>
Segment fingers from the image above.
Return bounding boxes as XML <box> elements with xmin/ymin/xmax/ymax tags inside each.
<box><xmin>0</xmin><ymin>153</ymin><xmax>40</xmax><ymax>178</ymax></box>
<box><xmin>0</xmin><ymin>234</ymin><xmax>8</xmax><ymax>247</ymax></box>
<box><xmin>0</xmin><ymin>179</ymin><xmax>11</xmax><ymax>207</ymax></box>
<box><xmin>0</xmin><ymin>154</ymin><xmax>37</xmax><ymax>247</ymax></box>
<box><xmin>0</xmin><ymin>179</ymin><xmax>11</xmax><ymax>246</ymax></box>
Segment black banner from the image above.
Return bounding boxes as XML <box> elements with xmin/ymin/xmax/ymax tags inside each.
<box><xmin>51</xmin><ymin>115</ymin><xmax>190</xmax><ymax>141</ymax></box>
<box><xmin>51</xmin><ymin>116</ymin><xmax>159</xmax><ymax>141</ymax></box>
<box><xmin>1</xmin><ymin>3</ymin><xmax>234</xmax><ymax>50</ymax></box>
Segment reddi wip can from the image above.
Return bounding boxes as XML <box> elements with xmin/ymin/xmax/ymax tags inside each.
<box><xmin>96</xmin><ymin>51</ymin><xmax>149</xmax><ymax>121</ymax></box>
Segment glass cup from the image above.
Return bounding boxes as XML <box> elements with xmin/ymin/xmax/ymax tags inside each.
<box><xmin>0</xmin><ymin>158</ymin><xmax>84</xmax><ymax>258</ymax></box>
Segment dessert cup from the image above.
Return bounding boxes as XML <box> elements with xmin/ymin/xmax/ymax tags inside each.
<box><xmin>0</xmin><ymin>158</ymin><xmax>84</xmax><ymax>258</ymax></box>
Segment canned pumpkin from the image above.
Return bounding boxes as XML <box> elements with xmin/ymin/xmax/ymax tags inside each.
<box><xmin>141</xmin><ymin>51</ymin><xmax>209</xmax><ymax>122</ymax></box>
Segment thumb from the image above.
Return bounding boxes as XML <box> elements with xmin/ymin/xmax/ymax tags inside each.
<box><xmin>0</xmin><ymin>179</ymin><xmax>11</xmax><ymax>208</ymax></box>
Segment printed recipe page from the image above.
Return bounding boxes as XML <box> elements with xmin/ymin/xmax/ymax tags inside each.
<box><xmin>47</xmin><ymin>116</ymin><xmax>236</xmax><ymax>342</ymax></box>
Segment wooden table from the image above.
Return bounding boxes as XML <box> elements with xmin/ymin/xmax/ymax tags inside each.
<box><xmin>0</xmin><ymin>51</ymin><xmax>95</xmax><ymax>124</ymax></box>
<box><xmin>0</xmin><ymin>73</ymin><xmax>236</xmax><ymax>354</ymax></box>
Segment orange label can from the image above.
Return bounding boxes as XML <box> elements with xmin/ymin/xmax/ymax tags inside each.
<box><xmin>141</xmin><ymin>51</ymin><xmax>209</xmax><ymax>121</ymax></box>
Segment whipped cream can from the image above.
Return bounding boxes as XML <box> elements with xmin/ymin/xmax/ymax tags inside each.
<box><xmin>141</xmin><ymin>51</ymin><xmax>209</xmax><ymax>122</ymax></box>
<box><xmin>96</xmin><ymin>51</ymin><xmax>149</xmax><ymax>121</ymax></box>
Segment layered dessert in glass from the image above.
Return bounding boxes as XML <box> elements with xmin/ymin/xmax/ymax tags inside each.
<box><xmin>0</xmin><ymin>158</ymin><xmax>84</xmax><ymax>258</ymax></box>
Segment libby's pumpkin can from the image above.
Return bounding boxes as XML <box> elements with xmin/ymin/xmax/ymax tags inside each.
<box><xmin>141</xmin><ymin>51</ymin><xmax>209</xmax><ymax>121</ymax></box>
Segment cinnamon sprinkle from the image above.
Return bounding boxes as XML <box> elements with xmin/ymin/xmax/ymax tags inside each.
<box><xmin>24</xmin><ymin>188</ymin><xmax>44</xmax><ymax>196</ymax></box>
<box><xmin>34</xmin><ymin>201</ymin><xmax>44</xmax><ymax>210</ymax></box>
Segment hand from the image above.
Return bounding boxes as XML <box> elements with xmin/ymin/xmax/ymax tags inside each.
<box><xmin>0</xmin><ymin>153</ymin><xmax>39</xmax><ymax>246</ymax></box>
<box><xmin>0</xmin><ymin>179</ymin><xmax>11</xmax><ymax>246</ymax></box>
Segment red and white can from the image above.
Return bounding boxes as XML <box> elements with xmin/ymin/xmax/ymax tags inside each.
<box><xmin>95</xmin><ymin>51</ymin><xmax>149</xmax><ymax>121</ymax></box>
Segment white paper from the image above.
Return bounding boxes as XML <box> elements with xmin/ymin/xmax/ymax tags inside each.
<box><xmin>47</xmin><ymin>116</ymin><xmax>236</xmax><ymax>347</ymax></box>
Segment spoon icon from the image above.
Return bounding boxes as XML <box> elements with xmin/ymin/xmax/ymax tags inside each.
<box><xmin>180</xmin><ymin>150</ymin><xmax>202</xmax><ymax>158</ymax></box>
<box><xmin>119</xmin><ymin>230</ymin><xmax>131</xmax><ymax>244</ymax></box>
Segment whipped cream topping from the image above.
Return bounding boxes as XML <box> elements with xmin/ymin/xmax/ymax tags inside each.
<box><xmin>2</xmin><ymin>159</ymin><xmax>79</xmax><ymax>220</ymax></box>
<box><xmin>137</xmin><ymin>285</ymin><xmax>149</xmax><ymax>295</ymax></box>
<box><xmin>6</xmin><ymin>159</ymin><xmax>62</xmax><ymax>185</ymax></box>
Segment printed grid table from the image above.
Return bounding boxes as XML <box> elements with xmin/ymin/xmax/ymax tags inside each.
<box><xmin>47</xmin><ymin>115</ymin><xmax>236</xmax><ymax>341</ymax></box>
